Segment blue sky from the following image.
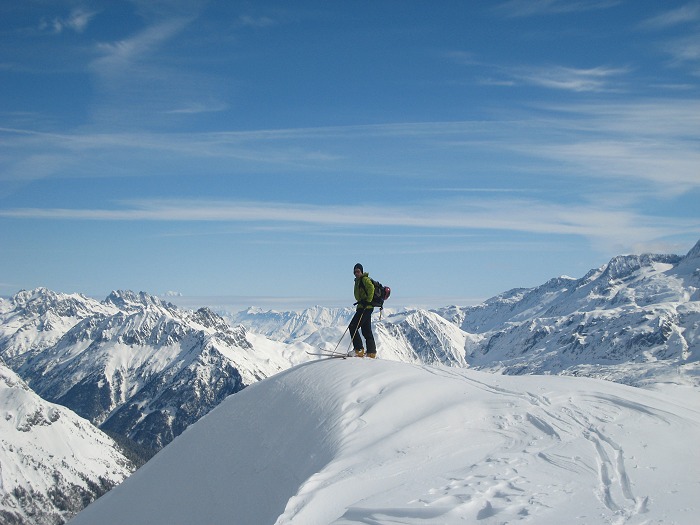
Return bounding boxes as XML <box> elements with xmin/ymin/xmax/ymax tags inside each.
<box><xmin>1</xmin><ymin>1</ymin><xmax>699</xmax><ymax>310</ymax></box>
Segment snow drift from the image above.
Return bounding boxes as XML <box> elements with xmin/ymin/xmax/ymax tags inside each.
<box><xmin>70</xmin><ymin>359</ymin><xmax>700</xmax><ymax>525</ymax></box>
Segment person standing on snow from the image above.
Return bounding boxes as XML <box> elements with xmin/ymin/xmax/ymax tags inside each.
<box><xmin>349</xmin><ymin>263</ymin><xmax>377</xmax><ymax>358</ymax></box>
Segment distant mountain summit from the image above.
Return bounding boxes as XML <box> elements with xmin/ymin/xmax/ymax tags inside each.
<box><xmin>0</xmin><ymin>288</ymin><xmax>110</xmax><ymax>368</ymax></box>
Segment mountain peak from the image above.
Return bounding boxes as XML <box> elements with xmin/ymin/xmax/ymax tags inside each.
<box><xmin>599</xmin><ymin>252</ymin><xmax>681</xmax><ymax>282</ymax></box>
<box><xmin>685</xmin><ymin>238</ymin><xmax>700</xmax><ymax>260</ymax></box>
<box><xmin>9</xmin><ymin>287</ymin><xmax>98</xmax><ymax>319</ymax></box>
<box><xmin>190</xmin><ymin>306</ymin><xmax>230</xmax><ymax>331</ymax></box>
<box><xmin>104</xmin><ymin>290</ymin><xmax>174</xmax><ymax>311</ymax></box>
<box><xmin>11</xmin><ymin>287</ymin><xmax>54</xmax><ymax>304</ymax></box>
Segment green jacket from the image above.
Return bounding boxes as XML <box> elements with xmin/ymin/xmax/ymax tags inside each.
<box><xmin>354</xmin><ymin>273</ymin><xmax>375</xmax><ymax>310</ymax></box>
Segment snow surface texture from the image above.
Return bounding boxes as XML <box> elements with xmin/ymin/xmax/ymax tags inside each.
<box><xmin>0</xmin><ymin>362</ymin><xmax>132</xmax><ymax>525</ymax></box>
<box><xmin>70</xmin><ymin>359</ymin><xmax>700</xmax><ymax>525</ymax></box>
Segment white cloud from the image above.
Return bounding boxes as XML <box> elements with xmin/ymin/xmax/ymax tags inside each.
<box><xmin>496</xmin><ymin>0</ymin><xmax>621</xmax><ymax>17</ymax></box>
<box><xmin>164</xmin><ymin>102</ymin><xmax>230</xmax><ymax>115</ymax></box>
<box><xmin>236</xmin><ymin>15</ymin><xmax>280</xmax><ymax>28</ymax></box>
<box><xmin>92</xmin><ymin>18</ymin><xmax>190</xmax><ymax>74</ymax></box>
<box><xmin>521</xmin><ymin>140</ymin><xmax>700</xmax><ymax>194</ymax></box>
<box><xmin>448</xmin><ymin>53</ymin><xmax>631</xmax><ymax>92</ymax></box>
<box><xmin>663</xmin><ymin>33</ymin><xmax>700</xmax><ymax>66</ymax></box>
<box><xmin>39</xmin><ymin>8</ymin><xmax>96</xmax><ymax>34</ymax></box>
<box><xmin>552</xmin><ymin>99</ymin><xmax>700</xmax><ymax>138</ymax></box>
<box><xmin>639</xmin><ymin>3</ymin><xmax>700</xmax><ymax>72</ymax></box>
<box><xmin>514</xmin><ymin>99</ymin><xmax>700</xmax><ymax>193</ymax></box>
<box><xmin>0</xmin><ymin>198</ymin><xmax>692</xmax><ymax>255</ymax></box>
<box><xmin>512</xmin><ymin>65</ymin><xmax>630</xmax><ymax>92</ymax></box>
<box><xmin>84</xmin><ymin>15</ymin><xmax>229</xmax><ymax>128</ymax></box>
<box><xmin>2</xmin><ymin>97</ymin><xmax>699</xmax><ymax>195</ymax></box>
<box><xmin>640</xmin><ymin>3</ymin><xmax>700</xmax><ymax>30</ymax></box>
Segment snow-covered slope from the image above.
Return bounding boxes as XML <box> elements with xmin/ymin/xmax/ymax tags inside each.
<box><xmin>376</xmin><ymin>310</ymin><xmax>469</xmax><ymax>366</ymax></box>
<box><xmin>70</xmin><ymin>359</ymin><xmax>700</xmax><ymax>525</ymax></box>
<box><xmin>0</xmin><ymin>361</ymin><xmax>133</xmax><ymax>525</ymax></box>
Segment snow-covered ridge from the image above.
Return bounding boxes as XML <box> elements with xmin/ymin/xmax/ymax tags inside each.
<box><xmin>69</xmin><ymin>359</ymin><xmax>700</xmax><ymax>525</ymax></box>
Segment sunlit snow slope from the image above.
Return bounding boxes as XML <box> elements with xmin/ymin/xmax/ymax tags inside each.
<box><xmin>0</xmin><ymin>363</ymin><xmax>132</xmax><ymax>525</ymax></box>
<box><xmin>70</xmin><ymin>359</ymin><xmax>700</xmax><ymax>525</ymax></box>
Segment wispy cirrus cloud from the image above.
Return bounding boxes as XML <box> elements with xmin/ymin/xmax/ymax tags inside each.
<box><xmin>639</xmin><ymin>3</ymin><xmax>700</xmax><ymax>72</ymax></box>
<box><xmin>164</xmin><ymin>102</ymin><xmax>230</xmax><ymax>115</ymax></box>
<box><xmin>518</xmin><ymin>139</ymin><xmax>700</xmax><ymax>194</ymax></box>
<box><xmin>2</xmin><ymin>96</ymin><xmax>699</xmax><ymax>196</ymax></box>
<box><xmin>92</xmin><ymin>18</ymin><xmax>191</xmax><ymax>74</ymax></box>
<box><xmin>495</xmin><ymin>0</ymin><xmax>621</xmax><ymax>17</ymax></box>
<box><xmin>662</xmin><ymin>34</ymin><xmax>700</xmax><ymax>68</ymax></box>
<box><xmin>639</xmin><ymin>2</ymin><xmax>700</xmax><ymax>30</ymax></box>
<box><xmin>508</xmin><ymin>65</ymin><xmax>630</xmax><ymax>92</ymax></box>
<box><xmin>39</xmin><ymin>8</ymin><xmax>97</xmax><ymax>34</ymax></box>
<box><xmin>447</xmin><ymin>51</ymin><xmax>631</xmax><ymax>92</ymax></box>
<box><xmin>504</xmin><ymin>99</ymin><xmax>700</xmax><ymax>194</ymax></box>
<box><xmin>0</xmin><ymin>198</ymin><xmax>692</xmax><ymax>254</ymax></box>
<box><xmin>236</xmin><ymin>14</ymin><xmax>281</xmax><ymax>28</ymax></box>
<box><xmin>87</xmin><ymin>14</ymin><xmax>233</xmax><ymax>126</ymax></box>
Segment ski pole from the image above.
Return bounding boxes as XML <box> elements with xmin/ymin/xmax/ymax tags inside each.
<box><xmin>346</xmin><ymin>308</ymin><xmax>365</xmax><ymax>356</ymax></box>
<box><xmin>330</xmin><ymin>322</ymin><xmax>351</xmax><ymax>356</ymax></box>
<box><xmin>327</xmin><ymin>305</ymin><xmax>361</xmax><ymax>356</ymax></box>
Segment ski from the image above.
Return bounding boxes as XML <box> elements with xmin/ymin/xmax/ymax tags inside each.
<box><xmin>306</xmin><ymin>351</ymin><xmax>351</xmax><ymax>359</ymax></box>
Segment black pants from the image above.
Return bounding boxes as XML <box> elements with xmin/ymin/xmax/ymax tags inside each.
<box><xmin>349</xmin><ymin>309</ymin><xmax>375</xmax><ymax>353</ymax></box>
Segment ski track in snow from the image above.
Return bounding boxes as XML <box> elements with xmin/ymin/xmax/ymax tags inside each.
<box><xmin>66</xmin><ymin>358</ymin><xmax>700</xmax><ymax>525</ymax></box>
<box><xmin>445</xmin><ymin>372</ymin><xmax>660</xmax><ymax>524</ymax></box>
<box><xmin>274</xmin><ymin>362</ymin><xmax>699</xmax><ymax>525</ymax></box>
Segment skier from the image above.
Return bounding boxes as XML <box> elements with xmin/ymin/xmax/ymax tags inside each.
<box><xmin>349</xmin><ymin>263</ymin><xmax>377</xmax><ymax>358</ymax></box>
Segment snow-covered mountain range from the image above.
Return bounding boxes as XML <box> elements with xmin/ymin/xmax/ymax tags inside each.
<box><xmin>1</xmin><ymin>289</ymin><xmax>292</xmax><ymax>452</ymax></box>
<box><xmin>1</xmin><ymin>239</ymin><xmax>698</xmax><ymax>524</ymax></box>
<box><xmin>232</xmin><ymin>240</ymin><xmax>700</xmax><ymax>388</ymax></box>
<box><xmin>435</xmin><ymin>242</ymin><xmax>700</xmax><ymax>387</ymax></box>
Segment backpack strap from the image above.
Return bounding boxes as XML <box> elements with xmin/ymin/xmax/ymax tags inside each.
<box><xmin>357</xmin><ymin>276</ymin><xmax>373</xmax><ymax>308</ymax></box>
<box><xmin>359</xmin><ymin>277</ymin><xmax>367</xmax><ymax>295</ymax></box>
